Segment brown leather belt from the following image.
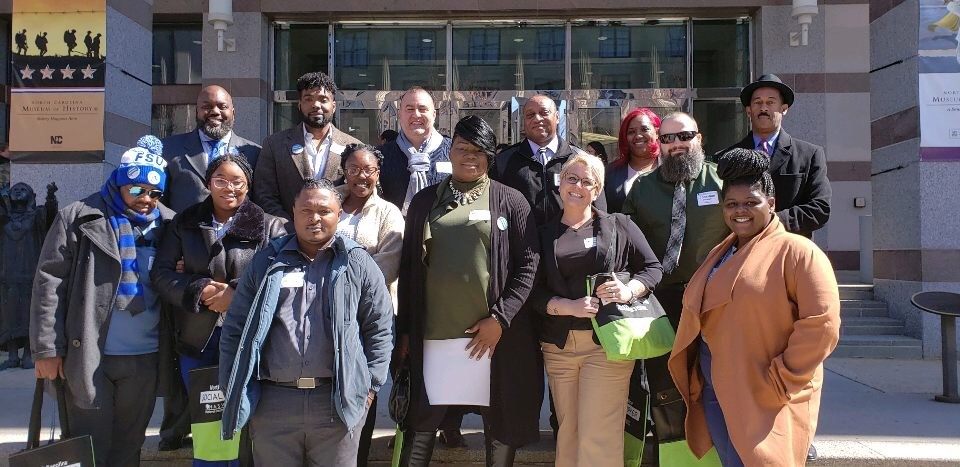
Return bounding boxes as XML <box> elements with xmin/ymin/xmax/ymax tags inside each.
<box><xmin>263</xmin><ymin>377</ymin><xmax>332</xmax><ymax>389</ymax></box>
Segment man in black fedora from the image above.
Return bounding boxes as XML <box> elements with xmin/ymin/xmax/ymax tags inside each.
<box><xmin>719</xmin><ymin>74</ymin><xmax>831</xmax><ymax>239</ymax></box>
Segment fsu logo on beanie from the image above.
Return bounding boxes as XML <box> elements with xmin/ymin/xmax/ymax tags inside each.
<box><xmin>114</xmin><ymin>135</ymin><xmax>168</xmax><ymax>191</ymax></box>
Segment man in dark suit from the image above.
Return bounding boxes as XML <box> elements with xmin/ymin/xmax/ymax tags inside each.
<box><xmin>157</xmin><ymin>85</ymin><xmax>260</xmax><ymax>452</ymax></box>
<box><xmin>161</xmin><ymin>85</ymin><xmax>261</xmax><ymax>213</ymax></box>
<box><xmin>253</xmin><ymin>71</ymin><xmax>361</xmax><ymax>221</ymax></box>
<box><xmin>720</xmin><ymin>74</ymin><xmax>831</xmax><ymax>239</ymax></box>
<box><xmin>492</xmin><ymin>95</ymin><xmax>606</xmax><ymax>226</ymax></box>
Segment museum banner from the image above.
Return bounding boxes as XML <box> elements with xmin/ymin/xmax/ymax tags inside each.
<box><xmin>919</xmin><ymin>0</ymin><xmax>960</xmax><ymax>161</ymax></box>
<box><xmin>9</xmin><ymin>0</ymin><xmax>105</xmax><ymax>161</ymax></box>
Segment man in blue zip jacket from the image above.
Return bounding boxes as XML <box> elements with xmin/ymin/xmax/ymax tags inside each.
<box><xmin>219</xmin><ymin>177</ymin><xmax>393</xmax><ymax>466</ymax></box>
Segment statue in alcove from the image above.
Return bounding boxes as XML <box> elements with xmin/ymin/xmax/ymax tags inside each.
<box><xmin>0</xmin><ymin>182</ymin><xmax>57</xmax><ymax>370</ymax></box>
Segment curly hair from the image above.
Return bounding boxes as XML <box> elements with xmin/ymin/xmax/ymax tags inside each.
<box><xmin>297</xmin><ymin>71</ymin><xmax>338</xmax><ymax>95</ymax></box>
<box><xmin>716</xmin><ymin>147</ymin><xmax>775</xmax><ymax>198</ymax></box>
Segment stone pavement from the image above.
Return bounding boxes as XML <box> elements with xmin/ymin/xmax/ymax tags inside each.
<box><xmin>0</xmin><ymin>357</ymin><xmax>958</xmax><ymax>466</ymax></box>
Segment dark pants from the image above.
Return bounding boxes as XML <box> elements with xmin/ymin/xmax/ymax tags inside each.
<box><xmin>66</xmin><ymin>353</ymin><xmax>159</xmax><ymax>467</ymax></box>
<box><xmin>357</xmin><ymin>394</ymin><xmax>378</xmax><ymax>467</ymax></box>
<box><xmin>249</xmin><ymin>383</ymin><xmax>366</xmax><ymax>467</ymax></box>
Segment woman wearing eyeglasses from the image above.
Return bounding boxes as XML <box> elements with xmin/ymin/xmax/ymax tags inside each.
<box><xmin>31</xmin><ymin>137</ymin><xmax>177</xmax><ymax>466</ymax></box>
<box><xmin>604</xmin><ymin>108</ymin><xmax>661</xmax><ymax>213</ymax></box>
<box><xmin>153</xmin><ymin>152</ymin><xmax>287</xmax><ymax>467</ymax></box>
<box><xmin>528</xmin><ymin>150</ymin><xmax>662</xmax><ymax>467</ymax></box>
<box><xmin>336</xmin><ymin>143</ymin><xmax>405</xmax><ymax>467</ymax></box>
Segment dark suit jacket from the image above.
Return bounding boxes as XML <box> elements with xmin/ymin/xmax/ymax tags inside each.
<box><xmin>604</xmin><ymin>161</ymin><xmax>631</xmax><ymax>214</ymax></box>
<box><xmin>252</xmin><ymin>124</ymin><xmax>361</xmax><ymax>221</ymax></box>
<box><xmin>721</xmin><ymin>130</ymin><xmax>831</xmax><ymax>238</ymax></box>
<box><xmin>491</xmin><ymin>138</ymin><xmax>607</xmax><ymax>226</ymax></box>
<box><xmin>161</xmin><ymin>130</ymin><xmax>261</xmax><ymax>213</ymax></box>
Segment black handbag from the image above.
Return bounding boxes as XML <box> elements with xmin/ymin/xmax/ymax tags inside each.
<box><xmin>9</xmin><ymin>378</ymin><xmax>95</xmax><ymax>467</ymax></box>
<box><xmin>388</xmin><ymin>364</ymin><xmax>411</xmax><ymax>430</ymax></box>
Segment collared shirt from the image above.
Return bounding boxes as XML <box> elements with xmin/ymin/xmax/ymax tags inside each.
<box><xmin>303</xmin><ymin>123</ymin><xmax>333</xmax><ymax>178</ymax></box>
<box><xmin>752</xmin><ymin>129</ymin><xmax>781</xmax><ymax>156</ymax></box>
<box><xmin>198</xmin><ymin>129</ymin><xmax>232</xmax><ymax>162</ymax></box>
<box><xmin>211</xmin><ymin>215</ymin><xmax>234</xmax><ymax>241</ymax></box>
<box><xmin>527</xmin><ymin>137</ymin><xmax>560</xmax><ymax>165</ymax></box>
<box><xmin>260</xmin><ymin>237</ymin><xmax>336</xmax><ymax>381</ymax></box>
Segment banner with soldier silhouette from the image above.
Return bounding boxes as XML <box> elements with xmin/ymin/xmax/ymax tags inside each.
<box><xmin>9</xmin><ymin>0</ymin><xmax>105</xmax><ymax>158</ymax></box>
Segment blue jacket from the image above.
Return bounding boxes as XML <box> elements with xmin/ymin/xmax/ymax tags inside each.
<box><xmin>219</xmin><ymin>233</ymin><xmax>394</xmax><ymax>438</ymax></box>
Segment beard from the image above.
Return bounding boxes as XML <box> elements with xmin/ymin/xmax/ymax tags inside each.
<box><xmin>302</xmin><ymin>110</ymin><xmax>333</xmax><ymax>129</ymax></box>
<box><xmin>660</xmin><ymin>145</ymin><xmax>705</xmax><ymax>183</ymax></box>
<box><xmin>198</xmin><ymin>118</ymin><xmax>233</xmax><ymax>140</ymax></box>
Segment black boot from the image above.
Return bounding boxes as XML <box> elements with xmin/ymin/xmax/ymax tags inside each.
<box><xmin>484</xmin><ymin>436</ymin><xmax>516</xmax><ymax>467</ymax></box>
<box><xmin>399</xmin><ymin>430</ymin><xmax>437</xmax><ymax>467</ymax></box>
<box><xmin>20</xmin><ymin>348</ymin><xmax>33</xmax><ymax>369</ymax></box>
<box><xmin>0</xmin><ymin>344</ymin><xmax>20</xmax><ymax>371</ymax></box>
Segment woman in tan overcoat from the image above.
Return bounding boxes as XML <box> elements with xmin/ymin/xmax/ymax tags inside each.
<box><xmin>668</xmin><ymin>148</ymin><xmax>841</xmax><ymax>466</ymax></box>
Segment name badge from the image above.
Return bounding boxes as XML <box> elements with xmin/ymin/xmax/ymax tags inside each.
<box><xmin>554</xmin><ymin>173</ymin><xmax>561</xmax><ymax>187</ymax></box>
<box><xmin>697</xmin><ymin>191</ymin><xmax>720</xmax><ymax>206</ymax></box>
<box><xmin>583</xmin><ymin>237</ymin><xmax>597</xmax><ymax>249</ymax></box>
<box><xmin>280</xmin><ymin>271</ymin><xmax>305</xmax><ymax>288</ymax></box>
<box><xmin>147</xmin><ymin>256</ymin><xmax>155</xmax><ymax>270</ymax></box>
<box><xmin>469</xmin><ymin>210</ymin><xmax>491</xmax><ymax>221</ymax></box>
<box><xmin>435</xmin><ymin>161</ymin><xmax>452</xmax><ymax>174</ymax></box>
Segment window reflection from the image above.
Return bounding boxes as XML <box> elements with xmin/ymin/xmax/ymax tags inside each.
<box><xmin>152</xmin><ymin>104</ymin><xmax>197</xmax><ymax>138</ymax></box>
<box><xmin>693</xmin><ymin>20</ymin><xmax>750</xmax><ymax>88</ymax></box>
<box><xmin>572</xmin><ymin>22</ymin><xmax>686</xmax><ymax>89</ymax></box>
<box><xmin>274</xmin><ymin>25</ymin><xmax>328</xmax><ymax>91</ymax></box>
<box><xmin>335</xmin><ymin>25</ymin><xmax>446</xmax><ymax>91</ymax></box>
<box><xmin>453</xmin><ymin>25</ymin><xmax>565</xmax><ymax>91</ymax></box>
<box><xmin>152</xmin><ymin>24</ymin><xmax>201</xmax><ymax>85</ymax></box>
<box><xmin>692</xmin><ymin>99</ymin><xmax>748</xmax><ymax>156</ymax></box>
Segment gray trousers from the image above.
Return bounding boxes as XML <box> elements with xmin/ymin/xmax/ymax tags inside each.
<box><xmin>66</xmin><ymin>353</ymin><xmax>159</xmax><ymax>467</ymax></box>
<box><xmin>249</xmin><ymin>382</ymin><xmax>366</xmax><ymax>467</ymax></box>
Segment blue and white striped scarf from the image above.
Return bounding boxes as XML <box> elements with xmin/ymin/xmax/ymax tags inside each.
<box><xmin>100</xmin><ymin>181</ymin><xmax>160</xmax><ymax>315</ymax></box>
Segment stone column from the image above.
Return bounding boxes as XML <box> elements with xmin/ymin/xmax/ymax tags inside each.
<box><xmin>871</xmin><ymin>0</ymin><xmax>960</xmax><ymax>358</ymax></box>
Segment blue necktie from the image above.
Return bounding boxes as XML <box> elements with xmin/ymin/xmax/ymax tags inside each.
<box><xmin>207</xmin><ymin>140</ymin><xmax>225</xmax><ymax>164</ymax></box>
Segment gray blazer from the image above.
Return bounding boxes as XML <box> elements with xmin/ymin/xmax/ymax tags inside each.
<box><xmin>30</xmin><ymin>194</ymin><xmax>176</xmax><ymax>409</ymax></box>
<box><xmin>161</xmin><ymin>130</ymin><xmax>261</xmax><ymax>213</ymax></box>
<box><xmin>253</xmin><ymin>124</ymin><xmax>361</xmax><ymax>221</ymax></box>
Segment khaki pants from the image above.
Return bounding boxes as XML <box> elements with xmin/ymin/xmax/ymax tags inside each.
<box><xmin>543</xmin><ymin>330</ymin><xmax>633</xmax><ymax>467</ymax></box>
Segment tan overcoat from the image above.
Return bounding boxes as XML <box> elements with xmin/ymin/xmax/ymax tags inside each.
<box><xmin>668</xmin><ymin>216</ymin><xmax>840</xmax><ymax>466</ymax></box>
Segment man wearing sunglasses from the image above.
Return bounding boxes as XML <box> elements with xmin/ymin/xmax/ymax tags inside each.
<box><xmin>622</xmin><ymin>112</ymin><xmax>729</xmax><ymax>459</ymax></box>
<box><xmin>32</xmin><ymin>136</ymin><xmax>177</xmax><ymax>466</ymax></box>
<box><xmin>720</xmin><ymin>74</ymin><xmax>831</xmax><ymax>239</ymax></box>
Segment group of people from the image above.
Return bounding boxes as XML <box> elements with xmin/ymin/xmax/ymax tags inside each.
<box><xmin>27</xmin><ymin>70</ymin><xmax>840</xmax><ymax>467</ymax></box>
<box><xmin>13</xmin><ymin>29</ymin><xmax>102</xmax><ymax>58</ymax></box>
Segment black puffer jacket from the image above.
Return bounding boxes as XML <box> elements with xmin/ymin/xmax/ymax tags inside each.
<box><xmin>152</xmin><ymin>197</ymin><xmax>288</xmax><ymax>356</ymax></box>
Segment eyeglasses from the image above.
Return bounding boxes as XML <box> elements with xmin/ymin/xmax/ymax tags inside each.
<box><xmin>563</xmin><ymin>174</ymin><xmax>597</xmax><ymax>190</ymax></box>
<box><xmin>658</xmin><ymin>131</ymin><xmax>699</xmax><ymax>144</ymax></box>
<box><xmin>211</xmin><ymin>177</ymin><xmax>247</xmax><ymax>190</ymax></box>
<box><xmin>126</xmin><ymin>186</ymin><xmax>163</xmax><ymax>199</ymax></box>
<box><xmin>346</xmin><ymin>167</ymin><xmax>380</xmax><ymax>177</ymax></box>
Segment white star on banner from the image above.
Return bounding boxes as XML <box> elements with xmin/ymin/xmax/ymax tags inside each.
<box><xmin>39</xmin><ymin>65</ymin><xmax>55</xmax><ymax>79</ymax></box>
<box><xmin>60</xmin><ymin>64</ymin><xmax>76</xmax><ymax>79</ymax></box>
<box><xmin>81</xmin><ymin>64</ymin><xmax>97</xmax><ymax>79</ymax></box>
<box><xmin>19</xmin><ymin>65</ymin><xmax>34</xmax><ymax>80</ymax></box>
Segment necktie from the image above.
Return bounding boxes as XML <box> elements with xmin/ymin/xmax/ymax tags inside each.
<box><xmin>760</xmin><ymin>140</ymin><xmax>772</xmax><ymax>156</ymax></box>
<box><xmin>208</xmin><ymin>140</ymin><xmax>225</xmax><ymax>164</ymax></box>
<box><xmin>538</xmin><ymin>147</ymin><xmax>549</xmax><ymax>166</ymax></box>
<box><xmin>661</xmin><ymin>182</ymin><xmax>687</xmax><ymax>274</ymax></box>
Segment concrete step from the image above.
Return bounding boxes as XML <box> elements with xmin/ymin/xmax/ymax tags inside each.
<box><xmin>833</xmin><ymin>335</ymin><xmax>923</xmax><ymax>359</ymax></box>
<box><xmin>840</xmin><ymin>299</ymin><xmax>886</xmax><ymax>309</ymax></box>
<box><xmin>838</xmin><ymin>285</ymin><xmax>874</xmax><ymax>301</ymax></box>
<box><xmin>839</xmin><ymin>317</ymin><xmax>905</xmax><ymax>336</ymax></box>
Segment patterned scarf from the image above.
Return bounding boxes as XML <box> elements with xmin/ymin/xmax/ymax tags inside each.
<box><xmin>100</xmin><ymin>180</ymin><xmax>160</xmax><ymax>315</ymax></box>
<box><xmin>396</xmin><ymin>130</ymin><xmax>442</xmax><ymax>215</ymax></box>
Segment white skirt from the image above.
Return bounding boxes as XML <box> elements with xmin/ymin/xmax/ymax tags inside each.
<box><xmin>422</xmin><ymin>338</ymin><xmax>491</xmax><ymax>406</ymax></box>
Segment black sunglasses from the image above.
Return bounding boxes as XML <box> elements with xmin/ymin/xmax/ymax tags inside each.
<box><xmin>126</xmin><ymin>186</ymin><xmax>163</xmax><ymax>199</ymax></box>
<box><xmin>658</xmin><ymin>131</ymin><xmax>699</xmax><ymax>144</ymax></box>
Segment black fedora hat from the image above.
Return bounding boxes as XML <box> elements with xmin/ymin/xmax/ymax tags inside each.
<box><xmin>739</xmin><ymin>74</ymin><xmax>795</xmax><ymax>107</ymax></box>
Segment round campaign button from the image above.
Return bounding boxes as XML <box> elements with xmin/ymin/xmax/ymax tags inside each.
<box><xmin>291</xmin><ymin>144</ymin><xmax>304</xmax><ymax>154</ymax></box>
<box><xmin>497</xmin><ymin>216</ymin><xmax>508</xmax><ymax>231</ymax></box>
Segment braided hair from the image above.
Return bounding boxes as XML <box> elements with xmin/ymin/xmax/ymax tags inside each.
<box><xmin>716</xmin><ymin>148</ymin><xmax>775</xmax><ymax>198</ymax></box>
<box><xmin>205</xmin><ymin>151</ymin><xmax>254</xmax><ymax>188</ymax></box>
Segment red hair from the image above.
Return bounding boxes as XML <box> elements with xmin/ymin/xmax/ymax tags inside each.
<box><xmin>615</xmin><ymin>108</ymin><xmax>661</xmax><ymax>167</ymax></box>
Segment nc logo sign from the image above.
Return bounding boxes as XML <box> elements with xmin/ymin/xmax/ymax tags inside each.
<box><xmin>50</xmin><ymin>135</ymin><xmax>63</xmax><ymax>144</ymax></box>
